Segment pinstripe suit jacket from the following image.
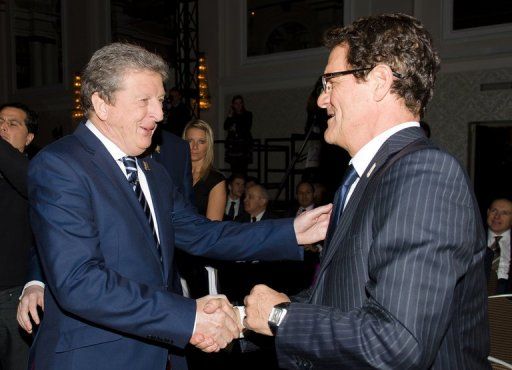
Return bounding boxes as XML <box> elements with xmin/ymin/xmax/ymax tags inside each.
<box><xmin>275</xmin><ymin>127</ymin><xmax>490</xmax><ymax>369</ymax></box>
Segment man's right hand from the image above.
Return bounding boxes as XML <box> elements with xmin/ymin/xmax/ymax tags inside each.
<box><xmin>189</xmin><ymin>295</ymin><xmax>241</xmax><ymax>352</ymax></box>
<box><xmin>17</xmin><ymin>285</ymin><xmax>45</xmax><ymax>334</ymax></box>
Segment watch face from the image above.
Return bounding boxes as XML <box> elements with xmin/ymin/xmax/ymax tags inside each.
<box><xmin>268</xmin><ymin>303</ymin><xmax>290</xmax><ymax>335</ymax></box>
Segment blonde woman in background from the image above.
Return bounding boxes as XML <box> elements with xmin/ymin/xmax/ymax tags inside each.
<box><xmin>177</xmin><ymin>119</ymin><xmax>226</xmax><ymax>301</ymax></box>
<box><xmin>183</xmin><ymin>119</ymin><xmax>226</xmax><ymax>220</ymax></box>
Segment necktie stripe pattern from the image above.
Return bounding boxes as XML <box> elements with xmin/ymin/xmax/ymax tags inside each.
<box><xmin>121</xmin><ymin>156</ymin><xmax>163</xmax><ymax>265</ymax></box>
<box><xmin>491</xmin><ymin>235</ymin><xmax>503</xmax><ymax>269</ymax></box>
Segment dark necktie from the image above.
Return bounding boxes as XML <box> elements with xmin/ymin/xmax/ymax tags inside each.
<box><xmin>490</xmin><ymin>235</ymin><xmax>503</xmax><ymax>270</ymax></box>
<box><xmin>121</xmin><ymin>156</ymin><xmax>163</xmax><ymax>265</ymax></box>
<box><xmin>228</xmin><ymin>201</ymin><xmax>236</xmax><ymax>219</ymax></box>
<box><xmin>251</xmin><ymin>216</ymin><xmax>257</xmax><ymax>223</ymax></box>
<box><xmin>332</xmin><ymin>165</ymin><xmax>359</xmax><ymax>226</ymax></box>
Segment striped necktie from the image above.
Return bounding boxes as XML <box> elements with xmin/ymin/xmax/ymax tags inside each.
<box><xmin>121</xmin><ymin>156</ymin><xmax>163</xmax><ymax>265</ymax></box>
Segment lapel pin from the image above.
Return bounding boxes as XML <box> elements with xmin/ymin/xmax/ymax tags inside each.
<box><xmin>143</xmin><ymin>161</ymin><xmax>150</xmax><ymax>171</ymax></box>
<box><xmin>367</xmin><ymin>162</ymin><xmax>377</xmax><ymax>177</ymax></box>
<box><xmin>155</xmin><ymin>145</ymin><xmax>161</xmax><ymax>154</ymax></box>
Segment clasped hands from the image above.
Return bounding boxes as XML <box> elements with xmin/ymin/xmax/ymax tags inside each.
<box><xmin>190</xmin><ymin>285</ymin><xmax>290</xmax><ymax>352</ymax></box>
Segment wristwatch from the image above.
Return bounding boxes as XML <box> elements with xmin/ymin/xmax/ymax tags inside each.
<box><xmin>268</xmin><ymin>302</ymin><xmax>290</xmax><ymax>335</ymax></box>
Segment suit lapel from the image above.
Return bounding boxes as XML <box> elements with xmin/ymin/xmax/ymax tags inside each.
<box><xmin>311</xmin><ymin>127</ymin><xmax>425</xmax><ymax>301</ymax></box>
<box><xmin>74</xmin><ymin>125</ymin><xmax>165</xmax><ymax>272</ymax></box>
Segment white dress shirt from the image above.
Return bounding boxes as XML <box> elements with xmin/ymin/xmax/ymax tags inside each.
<box><xmin>85</xmin><ymin>121</ymin><xmax>161</xmax><ymax>242</ymax></box>
<box><xmin>488</xmin><ymin>229</ymin><xmax>511</xmax><ymax>280</ymax></box>
<box><xmin>252</xmin><ymin>210</ymin><xmax>266</xmax><ymax>222</ymax></box>
<box><xmin>345</xmin><ymin>121</ymin><xmax>420</xmax><ymax>209</ymax></box>
<box><xmin>296</xmin><ymin>204</ymin><xmax>314</xmax><ymax>216</ymax></box>
<box><xmin>225</xmin><ymin>197</ymin><xmax>241</xmax><ymax>217</ymax></box>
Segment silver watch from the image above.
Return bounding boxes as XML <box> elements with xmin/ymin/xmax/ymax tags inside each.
<box><xmin>268</xmin><ymin>302</ymin><xmax>290</xmax><ymax>335</ymax></box>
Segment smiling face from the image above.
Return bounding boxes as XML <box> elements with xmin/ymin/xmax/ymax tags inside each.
<box><xmin>487</xmin><ymin>199</ymin><xmax>512</xmax><ymax>234</ymax></box>
<box><xmin>317</xmin><ymin>44</ymin><xmax>375</xmax><ymax>156</ymax></box>
<box><xmin>0</xmin><ymin>106</ymin><xmax>33</xmax><ymax>152</ymax></box>
<box><xmin>93</xmin><ymin>69</ymin><xmax>165</xmax><ymax>156</ymax></box>
<box><xmin>185</xmin><ymin>127</ymin><xmax>208</xmax><ymax>163</ymax></box>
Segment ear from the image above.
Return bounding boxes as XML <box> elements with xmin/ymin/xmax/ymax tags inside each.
<box><xmin>25</xmin><ymin>132</ymin><xmax>34</xmax><ymax>147</ymax></box>
<box><xmin>91</xmin><ymin>92</ymin><xmax>109</xmax><ymax>121</ymax></box>
<box><xmin>370</xmin><ymin>64</ymin><xmax>394</xmax><ymax>102</ymax></box>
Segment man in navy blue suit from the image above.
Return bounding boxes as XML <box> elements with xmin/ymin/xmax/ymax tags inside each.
<box><xmin>17</xmin><ymin>128</ymin><xmax>194</xmax><ymax>332</ymax></box>
<box><xmin>244</xmin><ymin>13</ymin><xmax>490</xmax><ymax>369</ymax></box>
<box><xmin>27</xmin><ymin>42</ymin><xmax>331</xmax><ymax>370</ymax></box>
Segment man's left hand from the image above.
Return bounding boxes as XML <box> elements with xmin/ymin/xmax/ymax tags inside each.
<box><xmin>244</xmin><ymin>284</ymin><xmax>290</xmax><ymax>336</ymax></box>
<box><xmin>294</xmin><ymin>203</ymin><xmax>332</xmax><ymax>245</ymax></box>
<box><xmin>17</xmin><ymin>285</ymin><xmax>45</xmax><ymax>334</ymax></box>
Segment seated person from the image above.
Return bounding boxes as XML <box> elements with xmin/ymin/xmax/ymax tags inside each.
<box><xmin>224</xmin><ymin>173</ymin><xmax>246</xmax><ymax>221</ymax></box>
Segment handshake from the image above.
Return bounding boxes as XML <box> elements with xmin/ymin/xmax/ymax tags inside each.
<box><xmin>189</xmin><ymin>285</ymin><xmax>290</xmax><ymax>352</ymax></box>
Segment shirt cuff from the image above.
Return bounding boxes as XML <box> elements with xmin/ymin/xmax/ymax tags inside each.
<box><xmin>19</xmin><ymin>280</ymin><xmax>45</xmax><ymax>300</ymax></box>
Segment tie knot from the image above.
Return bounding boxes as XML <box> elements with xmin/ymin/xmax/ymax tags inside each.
<box><xmin>343</xmin><ymin>165</ymin><xmax>358</xmax><ymax>189</ymax></box>
<box><xmin>121</xmin><ymin>156</ymin><xmax>138</xmax><ymax>185</ymax></box>
<box><xmin>251</xmin><ymin>216</ymin><xmax>257</xmax><ymax>223</ymax></box>
<box><xmin>490</xmin><ymin>235</ymin><xmax>502</xmax><ymax>252</ymax></box>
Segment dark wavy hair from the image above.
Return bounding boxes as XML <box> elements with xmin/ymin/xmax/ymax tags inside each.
<box><xmin>324</xmin><ymin>13</ymin><xmax>440</xmax><ymax>117</ymax></box>
<box><xmin>0</xmin><ymin>102</ymin><xmax>39</xmax><ymax>134</ymax></box>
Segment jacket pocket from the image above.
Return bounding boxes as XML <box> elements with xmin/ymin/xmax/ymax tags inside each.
<box><xmin>55</xmin><ymin>325</ymin><xmax>123</xmax><ymax>353</ymax></box>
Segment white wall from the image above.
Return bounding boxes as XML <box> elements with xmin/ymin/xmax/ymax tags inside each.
<box><xmin>201</xmin><ymin>0</ymin><xmax>512</xmax><ymax>168</ymax></box>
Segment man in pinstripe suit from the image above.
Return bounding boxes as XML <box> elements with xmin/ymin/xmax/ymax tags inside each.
<box><xmin>243</xmin><ymin>13</ymin><xmax>490</xmax><ymax>369</ymax></box>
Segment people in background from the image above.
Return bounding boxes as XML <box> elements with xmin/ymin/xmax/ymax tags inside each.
<box><xmin>294</xmin><ymin>181</ymin><xmax>315</xmax><ymax>216</ymax></box>
<box><xmin>224</xmin><ymin>173</ymin><xmax>246</xmax><ymax>221</ymax></box>
<box><xmin>312</xmin><ymin>181</ymin><xmax>329</xmax><ymax>206</ymax></box>
<box><xmin>0</xmin><ymin>102</ymin><xmax>38</xmax><ymax>370</ymax></box>
<box><xmin>485</xmin><ymin>198</ymin><xmax>512</xmax><ymax>295</ymax></box>
<box><xmin>224</xmin><ymin>95</ymin><xmax>253</xmax><ymax>176</ymax></box>
<box><xmin>163</xmin><ymin>86</ymin><xmax>191</xmax><ymax>137</ymax></box>
<box><xmin>177</xmin><ymin>119</ymin><xmax>227</xmax><ymax>300</ymax></box>
<box><xmin>185</xmin><ymin>119</ymin><xmax>226</xmax><ymax>220</ymax></box>
<box><xmin>236</xmin><ymin>184</ymin><xmax>274</xmax><ymax>222</ymax></box>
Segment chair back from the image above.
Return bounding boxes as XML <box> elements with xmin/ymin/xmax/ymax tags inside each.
<box><xmin>488</xmin><ymin>294</ymin><xmax>512</xmax><ymax>369</ymax></box>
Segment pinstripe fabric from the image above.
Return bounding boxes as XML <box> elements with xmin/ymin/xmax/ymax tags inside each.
<box><xmin>276</xmin><ymin>127</ymin><xmax>490</xmax><ymax>370</ymax></box>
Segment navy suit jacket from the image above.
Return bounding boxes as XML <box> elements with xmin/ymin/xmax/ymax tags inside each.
<box><xmin>26</xmin><ymin>130</ymin><xmax>192</xmax><ymax>284</ymax></box>
<box><xmin>28</xmin><ymin>124</ymin><xmax>301</xmax><ymax>370</ymax></box>
<box><xmin>151</xmin><ymin>129</ymin><xmax>194</xmax><ymax>205</ymax></box>
<box><xmin>275</xmin><ymin>127</ymin><xmax>490</xmax><ymax>369</ymax></box>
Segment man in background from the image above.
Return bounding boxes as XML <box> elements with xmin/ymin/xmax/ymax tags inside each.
<box><xmin>485</xmin><ymin>198</ymin><xmax>512</xmax><ymax>295</ymax></box>
<box><xmin>164</xmin><ymin>87</ymin><xmax>191</xmax><ymax>137</ymax></box>
<box><xmin>0</xmin><ymin>102</ymin><xmax>38</xmax><ymax>370</ymax></box>
<box><xmin>224</xmin><ymin>173</ymin><xmax>246</xmax><ymax>221</ymax></box>
<box><xmin>236</xmin><ymin>184</ymin><xmax>274</xmax><ymax>222</ymax></box>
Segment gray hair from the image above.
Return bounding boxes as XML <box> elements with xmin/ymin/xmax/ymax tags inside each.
<box><xmin>81</xmin><ymin>42</ymin><xmax>170</xmax><ymax>116</ymax></box>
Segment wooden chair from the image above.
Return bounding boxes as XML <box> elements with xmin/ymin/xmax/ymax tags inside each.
<box><xmin>488</xmin><ymin>294</ymin><xmax>512</xmax><ymax>369</ymax></box>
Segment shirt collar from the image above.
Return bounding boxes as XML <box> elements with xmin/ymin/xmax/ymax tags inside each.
<box><xmin>85</xmin><ymin>120</ymin><xmax>127</xmax><ymax>162</ymax></box>
<box><xmin>350</xmin><ymin>122</ymin><xmax>420</xmax><ymax>177</ymax></box>
<box><xmin>229</xmin><ymin>196</ymin><xmax>240</xmax><ymax>203</ymax></box>
<box><xmin>488</xmin><ymin>229</ymin><xmax>511</xmax><ymax>244</ymax></box>
<box><xmin>254</xmin><ymin>210</ymin><xmax>265</xmax><ymax>221</ymax></box>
